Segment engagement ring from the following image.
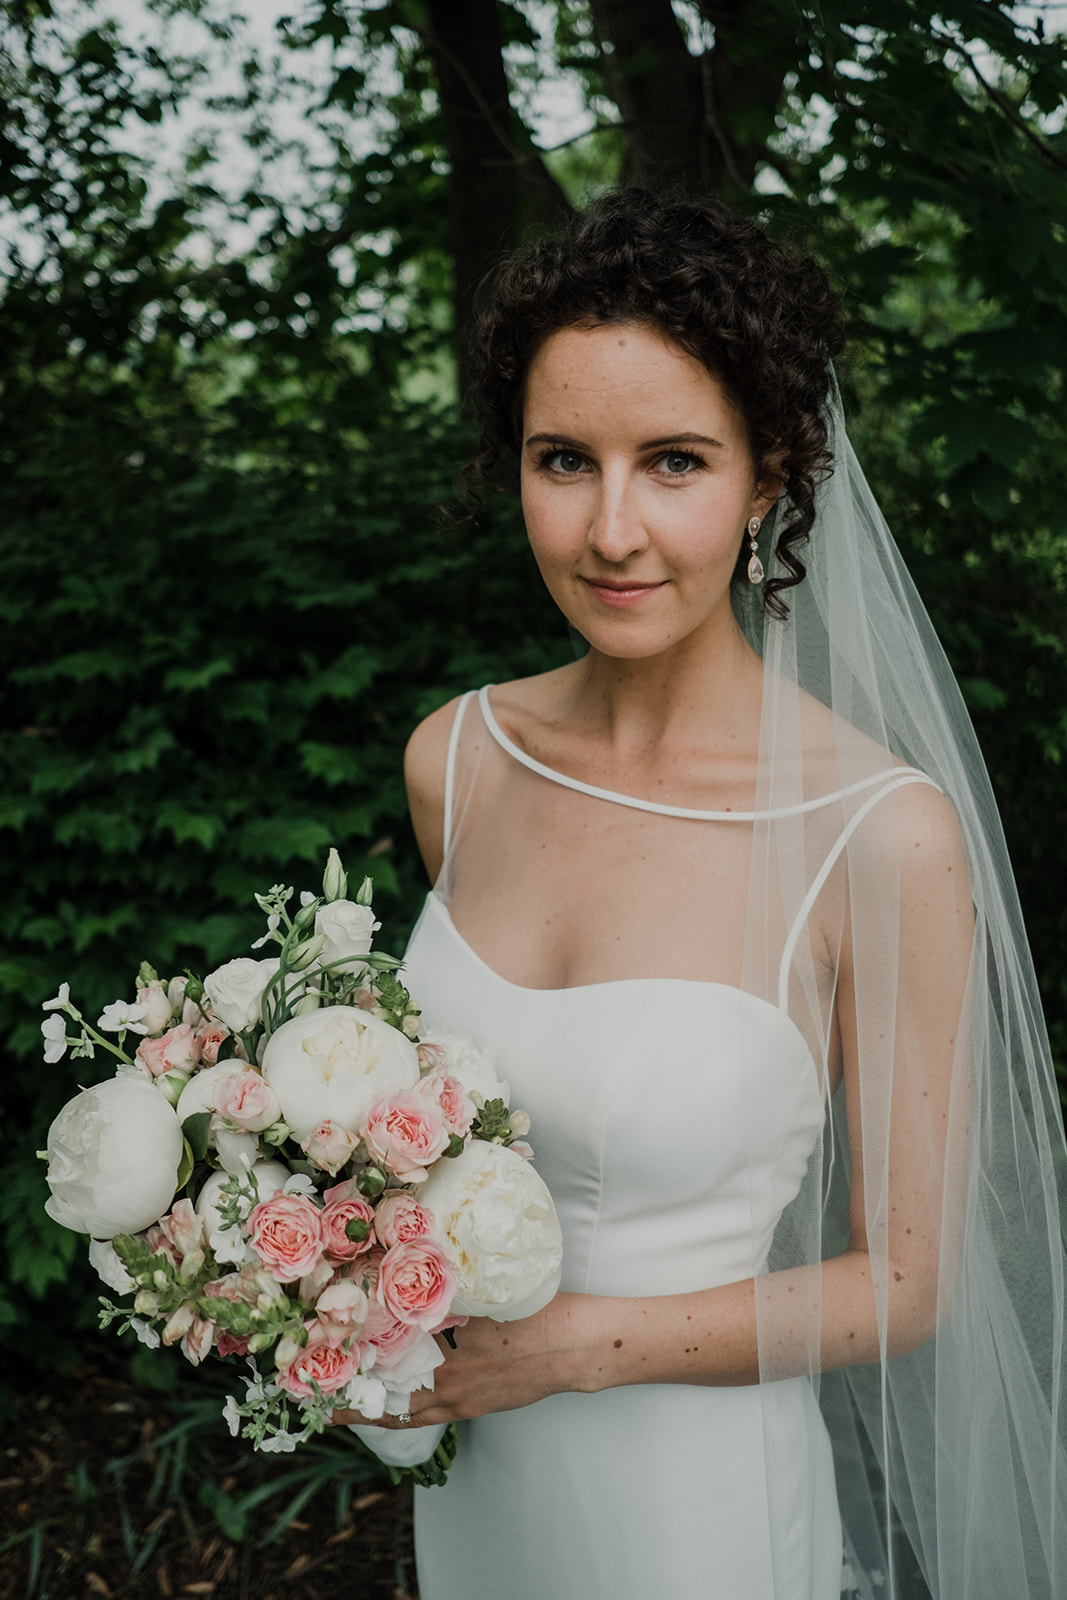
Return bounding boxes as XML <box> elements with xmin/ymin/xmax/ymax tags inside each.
<box><xmin>397</xmin><ymin>1411</ymin><xmax>412</xmax><ymax>1426</ymax></box>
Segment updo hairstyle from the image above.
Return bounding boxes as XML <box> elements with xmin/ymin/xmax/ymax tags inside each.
<box><xmin>459</xmin><ymin>189</ymin><xmax>845</xmax><ymax>618</ymax></box>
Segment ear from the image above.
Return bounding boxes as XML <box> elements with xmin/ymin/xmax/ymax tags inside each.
<box><xmin>752</xmin><ymin>451</ymin><xmax>785</xmax><ymax>515</ymax></box>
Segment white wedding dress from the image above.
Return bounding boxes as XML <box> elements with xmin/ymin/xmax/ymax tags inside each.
<box><xmin>405</xmin><ymin>688</ymin><xmax>935</xmax><ymax>1600</ymax></box>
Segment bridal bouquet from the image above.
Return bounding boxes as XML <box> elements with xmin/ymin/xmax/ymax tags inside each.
<box><xmin>39</xmin><ymin>852</ymin><xmax>563</xmax><ymax>1474</ymax></box>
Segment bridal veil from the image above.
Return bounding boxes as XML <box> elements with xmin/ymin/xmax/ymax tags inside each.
<box><xmin>741</xmin><ymin>388</ymin><xmax>1067</xmax><ymax>1597</ymax></box>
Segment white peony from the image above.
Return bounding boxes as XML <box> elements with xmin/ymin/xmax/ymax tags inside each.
<box><xmin>89</xmin><ymin>1236</ymin><xmax>135</xmax><ymax>1293</ymax></box>
<box><xmin>314</xmin><ymin>901</ymin><xmax>380</xmax><ymax>974</ymax></box>
<box><xmin>417</xmin><ymin>1140</ymin><xmax>562</xmax><ymax>1321</ymax></box>
<box><xmin>202</xmin><ymin>957</ymin><xmax>279</xmax><ymax>1033</ymax></box>
<box><xmin>194</xmin><ymin>1159</ymin><xmax>290</xmax><ymax>1265</ymax></box>
<box><xmin>261</xmin><ymin>1006</ymin><xmax>419</xmax><ymax>1143</ymax></box>
<box><xmin>419</xmin><ymin>1025</ymin><xmax>509</xmax><ymax>1106</ymax></box>
<box><xmin>44</xmin><ymin>1077</ymin><xmax>184</xmax><ymax>1238</ymax></box>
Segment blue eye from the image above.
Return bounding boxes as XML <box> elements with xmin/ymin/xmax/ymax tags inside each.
<box><xmin>551</xmin><ymin>451</ymin><xmax>585</xmax><ymax>474</ymax></box>
<box><xmin>660</xmin><ymin>453</ymin><xmax>696</xmax><ymax>475</ymax></box>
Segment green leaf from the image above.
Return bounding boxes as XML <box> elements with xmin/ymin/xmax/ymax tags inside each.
<box><xmin>182</xmin><ymin>1111</ymin><xmax>213</xmax><ymax>1163</ymax></box>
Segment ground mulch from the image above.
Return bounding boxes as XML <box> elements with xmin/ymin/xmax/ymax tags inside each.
<box><xmin>0</xmin><ymin>1344</ymin><xmax>419</xmax><ymax>1600</ymax></box>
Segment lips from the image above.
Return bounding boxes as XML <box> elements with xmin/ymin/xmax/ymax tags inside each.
<box><xmin>581</xmin><ymin>577</ymin><xmax>666</xmax><ymax>607</ymax></box>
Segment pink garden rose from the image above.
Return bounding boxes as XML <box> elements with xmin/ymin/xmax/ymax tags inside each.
<box><xmin>417</xmin><ymin>1071</ymin><xmax>475</xmax><ymax>1138</ymax></box>
<box><xmin>361</xmin><ymin>1092</ymin><xmax>449</xmax><ymax>1183</ymax></box>
<box><xmin>372</xmin><ymin>1190</ymin><xmax>433</xmax><ymax>1250</ymax></box>
<box><xmin>275</xmin><ymin>1323</ymin><xmax>362</xmax><ymax>1399</ymax></box>
<box><xmin>375</xmin><ymin>1238</ymin><xmax>455</xmax><ymax>1331</ymax></box>
<box><xmin>320</xmin><ymin>1183</ymin><xmax>376</xmax><ymax>1263</ymax></box>
<box><xmin>136</xmin><ymin>1023</ymin><xmax>202</xmax><ymax>1078</ymax></box>
<box><xmin>214</xmin><ymin>1070</ymin><xmax>280</xmax><ymax>1133</ymax></box>
<box><xmin>303</xmin><ymin>1120</ymin><xmax>360</xmax><ymax>1176</ymax></box>
<box><xmin>246</xmin><ymin>1192</ymin><xmax>326</xmax><ymax>1282</ymax></box>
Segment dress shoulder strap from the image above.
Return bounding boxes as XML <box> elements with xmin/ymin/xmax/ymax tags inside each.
<box><xmin>777</xmin><ymin>771</ymin><xmax>942</xmax><ymax>1011</ymax></box>
<box><xmin>442</xmin><ymin>690</ymin><xmax>477</xmax><ymax>858</ymax></box>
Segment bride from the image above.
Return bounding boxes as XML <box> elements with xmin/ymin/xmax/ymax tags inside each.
<box><xmin>336</xmin><ymin>190</ymin><xmax>1067</xmax><ymax>1599</ymax></box>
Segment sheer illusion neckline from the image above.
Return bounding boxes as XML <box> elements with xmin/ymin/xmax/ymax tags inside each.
<box><xmin>477</xmin><ymin>685</ymin><xmax>918</xmax><ymax>822</ymax></box>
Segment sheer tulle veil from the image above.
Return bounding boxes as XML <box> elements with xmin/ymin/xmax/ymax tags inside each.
<box><xmin>744</xmin><ymin>381</ymin><xmax>1067</xmax><ymax>1597</ymax></box>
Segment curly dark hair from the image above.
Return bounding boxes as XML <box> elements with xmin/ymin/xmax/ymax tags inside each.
<box><xmin>458</xmin><ymin>188</ymin><xmax>845</xmax><ymax>618</ymax></box>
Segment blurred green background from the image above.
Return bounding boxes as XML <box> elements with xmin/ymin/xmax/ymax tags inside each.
<box><xmin>1</xmin><ymin>0</ymin><xmax>1065</xmax><ymax>1473</ymax></box>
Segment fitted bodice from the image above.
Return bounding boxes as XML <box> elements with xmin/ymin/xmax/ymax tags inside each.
<box><xmin>405</xmin><ymin>892</ymin><xmax>825</xmax><ymax>1296</ymax></box>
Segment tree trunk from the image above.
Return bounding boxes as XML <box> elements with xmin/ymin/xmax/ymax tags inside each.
<box><xmin>586</xmin><ymin>0</ymin><xmax>708</xmax><ymax>189</ymax></box>
<box><xmin>423</xmin><ymin>0</ymin><xmax>570</xmax><ymax>348</ymax></box>
<box><xmin>695</xmin><ymin>0</ymin><xmax>790</xmax><ymax>192</ymax></box>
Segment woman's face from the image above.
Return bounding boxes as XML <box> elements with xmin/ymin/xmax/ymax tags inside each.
<box><xmin>520</xmin><ymin>321</ymin><xmax>772</xmax><ymax>661</ymax></box>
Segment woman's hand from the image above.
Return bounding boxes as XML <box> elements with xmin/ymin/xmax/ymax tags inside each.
<box><xmin>329</xmin><ymin>1294</ymin><xmax>587</xmax><ymax>1429</ymax></box>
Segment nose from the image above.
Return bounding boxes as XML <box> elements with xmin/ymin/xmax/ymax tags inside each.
<box><xmin>586</xmin><ymin>468</ymin><xmax>649</xmax><ymax>563</ymax></box>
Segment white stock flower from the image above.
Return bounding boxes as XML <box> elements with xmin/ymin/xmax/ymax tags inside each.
<box><xmin>42</xmin><ymin>984</ymin><xmax>70</xmax><ymax>1011</ymax></box>
<box><xmin>314</xmin><ymin>901</ymin><xmax>380</xmax><ymax>974</ymax></box>
<box><xmin>131</xmin><ymin>1318</ymin><xmax>161</xmax><ymax>1350</ymax></box>
<box><xmin>417</xmin><ymin>1141</ymin><xmax>562</xmax><ymax>1321</ymax></box>
<box><xmin>259</xmin><ymin>1431</ymin><xmax>299</xmax><ymax>1454</ymax></box>
<box><xmin>202</xmin><ymin>957</ymin><xmax>279</xmax><ymax>1033</ymax></box>
<box><xmin>194</xmin><ymin>1159</ymin><xmax>290</xmax><ymax>1266</ymax></box>
<box><xmin>418</xmin><ymin>1026</ymin><xmax>509</xmax><ymax>1106</ymax></box>
<box><xmin>344</xmin><ymin>1373</ymin><xmax>387</xmax><ymax>1420</ymax></box>
<box><xmin>42</xmin><ymin>1013</ymin><xmax>69</xmax><ymax>1064</ymax></box>
<box><xmin>97</xmin><ymin>1000</ymin><xmax>149</xmax><ymax>1035</ymax></box>
<box><xmin>261</xmin><ymin>1006</ymin><xmax>419</xmax><ymax>1143</ymax></box>
<box><xmin>222</xmin><ymin>1395</ymin><xmax>242</xmax><ymax>1437</ymax></box>
<box><xmin>44</xmin><ymin>1078</ymin><xmax>184</xmax><ymax>1237</ymax></box>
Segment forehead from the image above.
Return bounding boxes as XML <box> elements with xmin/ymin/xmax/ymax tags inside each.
<box><xmin>523</xmin><ymin>322</ymin><xmax>739</xmax><ymax>435</ymax></box>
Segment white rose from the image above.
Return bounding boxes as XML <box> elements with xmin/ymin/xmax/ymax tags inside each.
<box><xmin>314</xmin><ymin>901</ymin><xmax>380</xmax><ymax>973</ymax></box>
<box><xmin>261</xmin><ymin>1006</ymin><xmax>419</xmax><ymax>1143</ymax></box>
<box><xmin>417</xmin><ymin>1141</ymin><xmax>562</xmax><ymax>1321</ymax></box>
<box><xmin>202</xmin><ymin>957</ymin><xmax>279</xmax><ymax>1033</ymax></box>
<box><xmin>174</xmin><ymin>1063</ymin><xmax>262</xmax><ymax>1174</ymax></box>
<box><xmin>44</xmin><ymin>1078</ymin><xmax>185</xmax><ymax>1238</ymax></box>
<box><xmin>195</xmin><ymin>1159</ymin><xmax>290</xmax><ymax>1265</ymax></box>
<box><xmin>136</xmin><ymin>982</ymin><xmax>175</xmax><ymax>1035</ymax></box>
<box><xmin>419</xmin><ymin>1025</ymin><xmax>509</xmax><ymax>1106</ymax></box>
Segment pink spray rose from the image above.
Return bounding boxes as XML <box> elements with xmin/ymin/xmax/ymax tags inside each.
<box><xmin>275</xmin><ymin>1323</ymin><xmax>362</xmax><ymax>1399</ymax></box>
<box><xmin>195</xmin><ymin>1022</ymin><xmax>231</xmax><ymax>1067</ymax></box>
<box><xmin>302</xmin><ymin>1120</ymin><xmax>360</xmax><ymax>1176</ymax></box>
<box><xmin>136</xmin><ymin>1023</ymin><xmax>202</xmax><ymax>1078</ymax></box>
<box><xmin>321</xmin><ymin>1182</ymin><xmax>376</xmax><ymax>1262</ymax></box>
<box><xmin>372</xmin><ymin>1190</ymin><xmax>433</xmax><ymax>1250</ymax></box>
<box><xmin>361</xmin><ymin>1092</ymin><xmax>449</xmax><ymax>1182</ymax></box>
<box><xmin>416</xmin><ymin>1071</ymin><xmax>475</xmax><ymax>1137</ymax></box>
<box><xmin>246</xmin><ymin>1192</ymin><xmax>327</xmax><ymax>1282</ymax></box>
<box><xmin>314</xmin><ymin>1280</ymin><xmax>370</xmax><ymax>1346</ymax></box>
<box><xmin>376</xmin><ymin>1238</ymin><xmax>456</xmax><ymax>1331</ymax></box>
<box><xmin>214</xmin><ymin>1070</ymin><xmax>280</xmax><ymax>1132</ymax></box>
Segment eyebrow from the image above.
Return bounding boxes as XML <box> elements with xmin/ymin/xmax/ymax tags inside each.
<box><xmin>523</xmin><ymin>430</ymin><xmax>726</xmax><ymax>451</ymax></box>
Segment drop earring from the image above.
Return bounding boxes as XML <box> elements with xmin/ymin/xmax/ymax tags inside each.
<box><xmin>746</xmin><ymin>516</ymin><xmax>764</xmax><ymax>585</ymax></box>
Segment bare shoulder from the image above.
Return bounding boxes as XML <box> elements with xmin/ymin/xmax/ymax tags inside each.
<box><xmin>404</xmin><ymin>697</ymin><xmax>464</xmax><ymax>807</ymax></box>
<box><xmin>404</xmin><ymin>696</ymin><xmax>467</xmax><ymax>882</ymax></box>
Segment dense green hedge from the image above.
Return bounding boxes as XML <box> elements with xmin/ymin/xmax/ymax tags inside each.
<box><xmin>0</xmin><ymin>402</ymin><xmax>570</xmax><ymax>1374</ymax></box>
